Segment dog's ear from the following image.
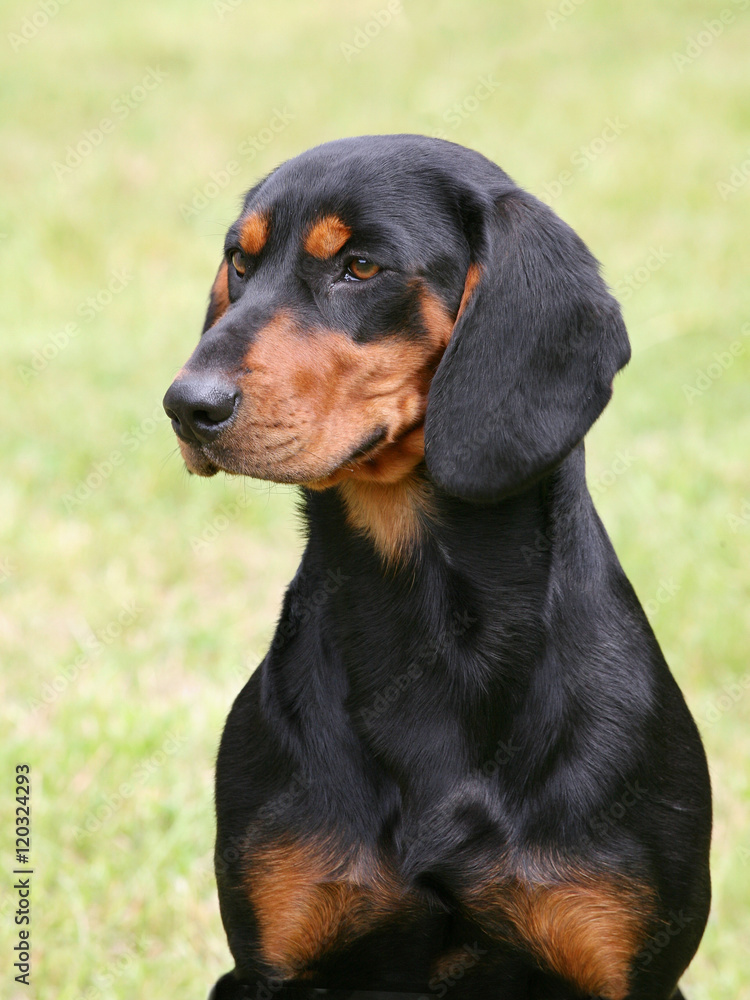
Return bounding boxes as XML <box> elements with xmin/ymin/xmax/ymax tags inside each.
<box><xmin>424</xmin><ymin>188</ymin><xmax>630</xmax><ymax>501</ymax></box>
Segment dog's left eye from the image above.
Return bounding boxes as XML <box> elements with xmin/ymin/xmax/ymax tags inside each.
<box><xmin>345</xmin><ymin>258</ymin><xmax>380</xmax><ymax>281</ymax></box>
<box><xmin>230</xmin><ymin>250</ymin><xmax>248</xmax><ymax>277</ymax></box>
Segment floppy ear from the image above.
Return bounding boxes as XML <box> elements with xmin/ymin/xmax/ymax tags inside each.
<box><xmin>424</xmin><ymin>188</ymin><xmax>630</xmax><ymax>502</ymax></box>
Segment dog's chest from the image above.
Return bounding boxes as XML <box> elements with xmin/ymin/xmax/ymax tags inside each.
<box><xmin>241</xmin><ymin>832</ymin><xmax>652</xmax><ymax>999</ymax></box>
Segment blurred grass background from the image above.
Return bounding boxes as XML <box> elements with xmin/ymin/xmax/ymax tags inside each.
<box><xmin>1</xmin><ymin>0</ymin><xmax>749</xmax><ymax>996</ymax></box>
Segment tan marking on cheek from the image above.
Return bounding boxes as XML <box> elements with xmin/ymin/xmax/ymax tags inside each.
<box><xmin>316</xmin><ymin>289</ymin><xmax>452</xmax><ymax>567</ymax></box>
<box><xmin>303</xmin><ymin>215</ymin><xmax>352</xmax><ymax>259</ymax></box>
<box><xmin>232</xmin><ymin>320</ymin><xmax>438</xmax><ymax>470</ymax></box>
<box><xmin>455</xmin><ymin>262</ymin><xmax>482</xmax><ymax>323</ymax></box>
<box><xmin>420</xmin><ymin>287</ymin><xmax>455</xmax><ymax>349</ymax></box>
<box><xmin>211</xmin><ymin>292</ymin><xmax>454</xmax><ymax>492</ymax></box>
<box><xmin>319</xmin><ymin>290</ymin><xmax>454</xmax><ymax>487</ymax></box>
<box><xmin>469</xmin><ymin>863</ymin><xmax>652</xmax><ymax>1000</ymax></box>
<box><xmin>243</xmin><ymin>837</ymin><xmax>412</xmax><ymax>978</ymax></box>
<box><xmin>239</xmin><ymin>210</ymin><xmax>270</xmax><ymax>255</ymax></box>
<box><xmin>209</xmin><ymin>260</ymin><xmax>231</xmax><ymax>326</ymax></box>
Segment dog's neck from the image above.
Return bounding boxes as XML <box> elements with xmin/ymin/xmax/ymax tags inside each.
<box><xmin>298</xmin><ymin>447</ymin><xmax>602</xmax><ymax>693</ymax></box>
<box><xmin>308</xmin><ymin>443</ymin><xmax>594</xmax><ymax>559</ymax></box>
<box><xmin>336</xmin><ymin>474</ymin><xmax>435</xmax><ymax>567</ymax></box>
<box><xmin>270</xmin><ymin>446</ymin><xmax>626</xmax><ymax>797</ymax></box>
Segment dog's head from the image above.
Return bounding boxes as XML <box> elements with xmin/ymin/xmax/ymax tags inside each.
<box><xmin>164</xmin><ymin>135</ymin><xmax>630</xmax><ymax>502</ymax></box>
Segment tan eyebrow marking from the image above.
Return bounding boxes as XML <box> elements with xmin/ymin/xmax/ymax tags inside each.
<box><xmin>239</xmin><ymin>211</ymin><xmax>270</xmax><ymax>255</ymax></box>
<box><xmin>304</xmin><ymin>215</ymin><xmax>352</xmax><ymax>259</ymax></box>
<box><xmin>209</xmin><ymin>260</ymin><xmax>231</xmax><ymax>326</ymax></box>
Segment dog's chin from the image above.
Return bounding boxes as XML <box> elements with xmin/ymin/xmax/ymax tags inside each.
<box><xmin>184</xmin><ymin>456</ymin><xmax>221</xmax><ymax>477</ymax></box>
<box><xmin>178</xmin><ymin>440</ymin><xmax>335</xmax><ymax>484</ymax></box>
<box><xmin>178</xmin><ymin>442</ymin><xmax>221</xmax><ymax>477</ymax></box>
<box><xmin>179</xmin><ymin>428</ymin><xmax>423</xmax><ymax>487</ymax></box>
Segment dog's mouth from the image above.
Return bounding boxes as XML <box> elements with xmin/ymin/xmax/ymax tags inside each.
<box><xmin>178</xmin><ymin>425</ymin><xmax>394</xmax><ymax>483</ymax></box>
<box><xmin>343</xmin><ymin>427</ymin><xmax>388</xmax><ymax>462</ymax></box>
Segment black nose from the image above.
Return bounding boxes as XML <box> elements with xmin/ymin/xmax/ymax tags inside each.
<box><xmin>163</xmin><ymin>375</ymin><xmax>240</xmax><ymax>445</ymax></box>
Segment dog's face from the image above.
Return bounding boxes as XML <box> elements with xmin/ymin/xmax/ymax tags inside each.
<box><xmin>164</xmin><ymin>138</ymin><xmax>472</xmax><ymax>488</ymax></box>
<box><xmin>165</xmin><ymin>135</ymin><xmax>630</xmax><ymax>503</ymax></box>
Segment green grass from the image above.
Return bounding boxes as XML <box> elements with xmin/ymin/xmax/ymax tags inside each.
<box><xmin>1</xmin><ymin>1</ymin><xmax>749</xmax><ymax>996</ymax></box>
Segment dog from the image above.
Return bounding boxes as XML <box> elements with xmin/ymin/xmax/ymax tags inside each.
<box><xmin>163</xmin><ymin>135</ymin><xmax>711</xmax><ymax>999</ymax></box>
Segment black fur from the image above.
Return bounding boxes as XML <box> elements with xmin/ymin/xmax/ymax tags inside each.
<box><xmin>163</xmin><ymin>136</ymin><xmax>711</xmax><ymax>1000</ymax></box>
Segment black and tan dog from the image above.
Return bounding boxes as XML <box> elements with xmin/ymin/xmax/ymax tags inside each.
<box><xmin>163</xmin><ymin>135</ymin><xmax>711</xmax><ymax>1000</ymax></box>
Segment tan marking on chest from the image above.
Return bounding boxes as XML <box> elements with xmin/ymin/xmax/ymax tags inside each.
<box><xmin>338</xmin><ymin>470</ymin><xmax>435</xmax><ymax>566</ymax></box>
<box><xmin>243</xmin><ymin>837</ymin><xmax>415</xmax><ymax>979</ymax></box>
<box><xmin>468</xmin><ymin>864</ymin><xmax>652</xmax><ymax>1000</ymax></box>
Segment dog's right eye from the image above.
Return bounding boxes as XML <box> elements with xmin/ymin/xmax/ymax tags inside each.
<box><xmin>230</xmin><ymin>250</ymin><xmax>247</xmax><ymax>277</ymax></box>
<box><xmin>345</xmin><ymin>258</ymin><xmax>380</xmax><ymax>282</ymax></box>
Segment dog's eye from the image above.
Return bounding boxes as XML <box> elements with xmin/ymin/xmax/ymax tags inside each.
<box><xmin>230</xmin><ymin>250</ymin><xmax>248</xmax><ymax>277</ymax></box>
<box><xmin>345</xmin><ymin>258</ymin><xmax>380</xmax><ymax>281</ymax></box>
